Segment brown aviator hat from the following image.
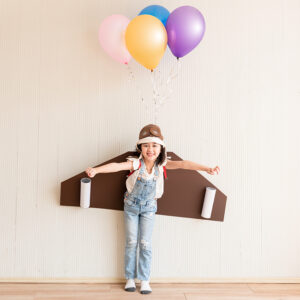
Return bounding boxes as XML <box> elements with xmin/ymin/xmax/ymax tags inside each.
<box><xmin>136</xmin><ymin>124</ymin><xmax>167</xmax><ymax>165</ymax></box>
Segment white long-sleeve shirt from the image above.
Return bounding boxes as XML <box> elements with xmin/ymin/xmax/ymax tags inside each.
<box><xmin>125</xmin><ymin>156</ymin><xmax>167</xmax><ymax>199</ymax></box>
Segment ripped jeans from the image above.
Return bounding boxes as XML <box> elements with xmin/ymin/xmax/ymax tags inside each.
<box><xmin>123</xmin><ymin>175</ymin><xmax>158</xmax><ymax>281</ymax></box>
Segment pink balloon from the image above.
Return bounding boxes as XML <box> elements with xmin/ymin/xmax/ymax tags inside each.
<box><xmin>98</xmin><ymin>15</ymin><xmax>131</xmax><ymax>65</ymax></box>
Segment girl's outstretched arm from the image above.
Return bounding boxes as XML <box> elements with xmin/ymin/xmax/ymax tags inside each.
<box><xmin>166</xmin><ymin>160</ymin><xmax>220</xmax><ymax>175</ymax></box>
<box><xmin>85</xmin><ymin>161</ymin><xmax>133</xmax><ymax>178</ymax></box>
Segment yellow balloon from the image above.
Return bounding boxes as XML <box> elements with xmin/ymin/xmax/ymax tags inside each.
<box><xmin>125</xmin><ymin>15</ymin><xmax>167</xmax><ymax>71</ymax></box>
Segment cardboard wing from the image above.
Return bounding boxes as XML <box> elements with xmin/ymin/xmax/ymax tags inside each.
<box><xmin>60</xmin><ymin>151</ymin><xmax>227</xmax><ymax>222</ymax></box>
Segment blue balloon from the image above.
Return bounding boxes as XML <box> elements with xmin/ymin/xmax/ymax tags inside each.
<box><xmin>138</xmin><ymin>5</ymin><xmax>170</xmax><ymax>27</ymax></box>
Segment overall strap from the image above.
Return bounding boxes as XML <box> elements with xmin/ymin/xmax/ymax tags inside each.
<box><xmin>155</xmin><ymin>162</ymin><xmax>167</xmax><ymax>179</ymax></box>
<box><xmin>153</xmin><ymin>163</ymin><xmax>159</xmax><ymax>179</ymax></box>
<box><xmin>154</xmin><ymin>164</ymin><xmax>159</xmax><ymax>176</ymax></box>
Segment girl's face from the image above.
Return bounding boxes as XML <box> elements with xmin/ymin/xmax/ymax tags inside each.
<box><xmin>141</xmin><ymin>142</ymin><xmax>161</xmax><ymax>162</ymax></box>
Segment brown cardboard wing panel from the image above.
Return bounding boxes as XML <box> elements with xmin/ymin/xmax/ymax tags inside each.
<box><xmin>60</xmin><ymin>153</ymin><xmax>129</xmax><ymax>211</ymax></box>
<box><xmin>60</xmin><ymin>151</ymin><xmax>227</xmax><ymax>222</ymax></box>
<box><xmin>161</xmin><ymin>153</ymin><xmax>227</xmax><ymax>222</ymax></box>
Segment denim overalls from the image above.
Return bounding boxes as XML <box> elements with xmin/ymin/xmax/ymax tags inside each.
<box><xmin>123</xmin><ymin>158</ymin><xmax>159</xmax><ymax>281</ymax></box>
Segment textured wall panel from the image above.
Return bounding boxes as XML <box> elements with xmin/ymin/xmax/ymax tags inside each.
<box><xmin>0</xmin><ymin>0</ymin><xmax>299</xmax><ymax>280</ymax></box>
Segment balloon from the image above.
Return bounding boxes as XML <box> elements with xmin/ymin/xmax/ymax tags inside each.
<box><xmin>166</xmin><ymin>6</ymin><xmax>206</xmax><ymax>58</ymax></box>
<box><xmin>98</xmin><ymin>14</ymin><xmax>131</xmax><ymax>65</ymax></box>
<box><xmin>138</xmin><ymin>5</ymin><xmax>170</xmax><ymax>27</ymax></box>
<box><xmin>125</xmin><ymin>15</ymin><xmax>167</xmax><ymax>71</ymax></box>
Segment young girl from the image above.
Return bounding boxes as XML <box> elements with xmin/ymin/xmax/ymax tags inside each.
<box><xmin>85</xmin><ymin>124</ymin><xmax>220</xmax><ymax>294</ymax></box>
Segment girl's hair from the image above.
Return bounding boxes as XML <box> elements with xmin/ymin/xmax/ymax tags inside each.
<box><xmin>133</xmin><ymin>143</ymin><xmax>166</xmax><ymax>167</ymax></box>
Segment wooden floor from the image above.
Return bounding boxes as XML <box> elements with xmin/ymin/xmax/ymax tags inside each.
<box><xmin>0</xmin><ymin>283</ymin><xmax>300</xmax><ymax>299</ymax></box>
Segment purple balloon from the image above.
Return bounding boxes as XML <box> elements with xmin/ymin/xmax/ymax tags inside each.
<box><xmin>166</xmin><ymin>6</ymin><xmax>206</xmax><ymax>58</ymax></box>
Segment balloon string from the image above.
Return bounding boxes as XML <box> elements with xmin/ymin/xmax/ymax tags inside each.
<box><xmin>126</xmin><ymin>63</ymin><xmax>150</xmax><ymax>114</ymax></box>
<box><xmin>159</xmin><ymin>58</ymin><xmax>181</xmax><ymax>107</ymax></box>
<box><xmin>154</xmin><ymin>58</ymin><xmax>179</xmax><ymax>95</ymax></box>
<box><xmin>150</xmin><ymin>70</ymin><xmax>159</xmax><ymax>124</ymax></box>
<box><xmin>128</xmin><ymin>58</ymin><xmax>181</xmax><ymax>125</ymax></box>
<box><xmin>149</xmin><ymin>58</ymin><xmax>181</xmax><ymax>123</ymax></box>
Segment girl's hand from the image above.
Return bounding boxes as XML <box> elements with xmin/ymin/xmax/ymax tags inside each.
<box><xmin>85</xmin><ymin>167</ymin><xmax>96</xmax><ymax>178</ymax></box>
<box><xmin>206</xmin><ymin>166</ymin><xmax>220</xmax><ymax>175</ymax></box>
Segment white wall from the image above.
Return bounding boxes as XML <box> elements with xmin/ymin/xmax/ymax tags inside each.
<box><xmin>0</xmin><ymin>0</ymin><xmax>299</xmax><ymax>282</ymax></box>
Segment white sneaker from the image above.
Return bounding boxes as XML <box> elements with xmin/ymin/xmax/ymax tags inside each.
<box><xmin>124</xmin><ymin>278</ymin><xmax>136</xmax><ymax>292</ymax></box>
<box><xmin>140</xmin><ymin>280</ymin><xmax>152</xmax><ymax>294</ymax></box>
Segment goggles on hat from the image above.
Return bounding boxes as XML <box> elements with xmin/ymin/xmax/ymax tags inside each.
<box><xmin>140</xmin><ymin>127</ymin><xmax>161</xmax><ymax>138</ymax></box>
